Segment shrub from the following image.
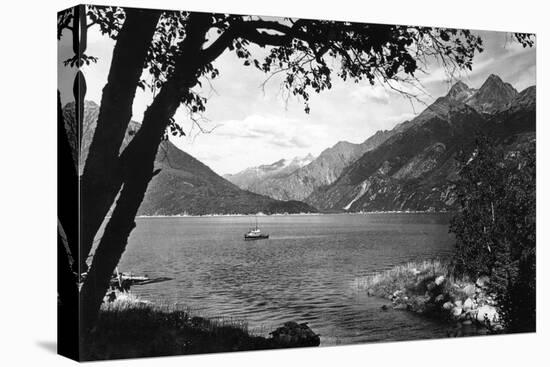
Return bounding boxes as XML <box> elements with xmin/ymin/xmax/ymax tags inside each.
<box><xmin>450</xmin><ymin>136</ymin><xmax>535</xmax><ymax>332</ymax></box>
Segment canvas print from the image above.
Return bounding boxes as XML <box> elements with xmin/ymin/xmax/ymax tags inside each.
<box><xmin>57</xmin><ymin>4</ymin><xmax>536</xmax><ymax>361</ymax></box>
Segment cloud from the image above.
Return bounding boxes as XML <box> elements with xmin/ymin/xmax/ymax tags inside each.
<box><xmin>417</xmin><ymin>32</ymin><xmax>535</xmax><ymax>93</ymax></box>
<box><xmin>383</xmin><ymin>112</ymin><xmax>417</xmax><ymax>127</ymax></box>
<box><xmin>350</xmin><ymin>85</ymin><xmax>391</xmax><ymax>104</ymax></box>
<box><xmin>213</xmin><ymin>114</ymin><xmax>322</xmax><ymax>149</ymax></box>
<box><xmin>289</xmin><ymin>136</ymin><xmax>311</xmax><ymax>148</ymax></box>
<box><xmin>172</xmin><ymin>114</ymin><xmax>330</xmax><ymax>174</ymax></box>
<box><xmin>80</xmin><ymin>25</ymin><xmax>535</xmax><ymax>176</ymax></box>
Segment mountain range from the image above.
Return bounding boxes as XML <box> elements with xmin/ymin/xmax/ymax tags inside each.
<box><xmin>225</xmin><ymin>129</ymin><xmax>393</xmax><ymax>200</ymax></box>
<box><xmin>139</xmin><ymin>140</ymin><xmax>316</xmax><ymax>215</ymax></box>
<box><xmin>223</xmin><ymin>154</ymin><xmax>315</xmax><ymax>192</ymax></box>
<box><xmin>306</xmin><ymin>74</ymin><xmax>535</xmax><ymax>212</ymax></box>
<box><xmin>227</xmin><ymin>74</ymin><xmax>535</xmax><ymax>212</ymax></box>
<box><xmin>62</xmin><ymin>101</ymin><xmax>317</xmax><ymax>215</ymax></box>
<box><xmin>64</xmin><ymin>74</ymin><xmax>535</xmax><ymax>215</ymax></box>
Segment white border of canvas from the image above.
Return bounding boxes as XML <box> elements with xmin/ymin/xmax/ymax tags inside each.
<box><xmin>0</xmin><ymin>0</ymin><xmax>546</xmax><ymax>366</ymax></box>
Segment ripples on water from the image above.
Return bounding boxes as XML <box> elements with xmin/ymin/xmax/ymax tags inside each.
<box><xmin>118</xmin><ymin>213</ymin><xmax>455</xmax><ymax>345</ymax></box>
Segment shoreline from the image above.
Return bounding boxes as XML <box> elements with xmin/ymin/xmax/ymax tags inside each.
<box><xmin>356</xmin><ymin>260</ymin><xmax>502</xmax><ymax>336</ymax></box>
<box><xmin>135</xmin><ymin>211</ymin><xmax>454</xmax><ymax>219</ymax></box>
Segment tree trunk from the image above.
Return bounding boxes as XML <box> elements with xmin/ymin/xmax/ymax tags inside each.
<box><xmin>57</xmin><ymin>223</ymin><xmax>80</xmax><ymax>359</ymax></box>
<box><xmin>79</xmin><ymin>13</ymin><xmax>213</xmax><ymax>333</ymax></box>
<box><xmin>79</xmin><ymin>82</ymin><xmax>182</xmax><ymax>333</ymax></box>
<box><xmin>58</xmin><ymin>91</ymin><xmax>79</xmax><ymax>261</ymax></box>
<box><xmin>58</xmin><ymin>90</ymin><xmax>80</xmax><ymax>358</ymax></box>
<box><xmin>79</xmin><ymin>8</ymin><xmax>160</xmax><ymax>272</ymax></box>
<box><xmin>80</xmin><ymin>164</ymin><xmax>156</xmax><ymax>334</ymax></box>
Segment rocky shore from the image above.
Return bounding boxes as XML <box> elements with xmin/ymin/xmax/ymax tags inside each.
<box><xmin>359</xmin><ymin>261</ymin><xmax>502</xmax><ymax>336</ymax></box>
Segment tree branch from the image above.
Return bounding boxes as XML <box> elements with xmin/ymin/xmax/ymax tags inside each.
<box><xmin>200</xmin><ymin>27</ymin><xmax>238</xmax><ymax>63</ymax></box>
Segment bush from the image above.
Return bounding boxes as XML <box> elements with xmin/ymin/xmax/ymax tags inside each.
<box><xmin>450</xmin><ymin>136</ymin><xmax>535</xmax><ymax>332</ymax></box>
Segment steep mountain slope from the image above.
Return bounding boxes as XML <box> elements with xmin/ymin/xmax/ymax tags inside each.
<box><xmin>306</xmin><ymin>76</ymin><xmax>535</xmax><ymax>212</ymax></box>
<box><xmin>445</xmin><ymin>80</ymin><xmax>476</xmax><ymax>102</ymax></box>
<box><xmin>62</xmin><ymin>101</ymin><xmax>317</xmax><ymax>215</ymax></box>
<box><xmin>62</xmin><ymin>100</ymin><xmax>139</xmax><ymax>173</ymax></box>
<box><xmin>465</xmin><ymin>74</ymin><xmax>518</xmax><ymax>114</ymax></box>
<box><xmin>227</xmin><ymin>129</ymin><xmax>393</xmax><ymax>201</ymax></box>
<box><xmin>139</xmin><ymin>140</ymin><xmax>316</xmax><ymax>215</ymax></box>
<box><xmin>223</xmin><ymin>154</ymin><xmax>314</xmax><ymax>190</ymax></box>
<box><xmin>227</xmin><ymin>75</ymin><xmax>515</xmax><ymax>204</ymax></box>
<box><xmin>498</xmin><ymin>85</ymin><xmax>535</xmax><ymax>116</ymax></box>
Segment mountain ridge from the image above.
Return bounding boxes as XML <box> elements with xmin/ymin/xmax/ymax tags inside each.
<box><xmin>62</xmin><ymin>101</ymin><xmax>318</xmax><ymax>215</ymax></box>
<box><xmin>64</xmin><ymin>74</ymin><xmax>533</xmax><ymax>215</ymax></box>
<box><xmin>223</xmin><ymin>153</ymin><xmax>315</xmax><ymax>189</ymax></box>
<box><xmin>225</xmin><ymin>129</ymin><xmax>393</xmax><ymax>201</ymax></box>
<box><xmin>305</xmin><ymin>75</ymin><xmax>535</xmax><ymax>212</ymax></box>
<box><xmin>227</xmin><ymin>74</ymin><xmax>522</xmax><ymax>203</ymax></box>
<box><xmin>464</xmin><ymin>74</ymin><xmax>518</xmax><ymax>114</ymax></box>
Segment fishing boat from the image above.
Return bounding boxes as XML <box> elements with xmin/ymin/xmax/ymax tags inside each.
<box><xmin>244</xmin><ymin>217</ymin><xmax>269</xmax><ymax>240</ymax></box>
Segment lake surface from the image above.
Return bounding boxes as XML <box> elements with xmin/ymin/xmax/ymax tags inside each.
<box><xmin>119</xmin><ymin>213</ymin><xmax>456</xmax><ymax>345</ymax></box>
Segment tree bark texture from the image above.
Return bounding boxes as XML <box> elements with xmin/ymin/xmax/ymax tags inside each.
<box><xmin>79</xmin><ymin>8</ymin><xmax>160</xmax><ymax>272</ymax></box>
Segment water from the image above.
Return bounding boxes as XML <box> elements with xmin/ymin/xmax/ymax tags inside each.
<box><xmin>118</xmin><ymin>213</ymin><xmax>456</xmax><ymax>345</ymax></box>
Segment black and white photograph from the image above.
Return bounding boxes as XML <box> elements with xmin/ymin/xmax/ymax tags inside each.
<box><xmin>55</xmin><ymin>2</ymin><xmax>536</xmax><ymax>362</ymax></box>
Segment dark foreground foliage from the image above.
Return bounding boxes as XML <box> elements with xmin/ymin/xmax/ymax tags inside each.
<box><xmin>450</xmin><ymin>136</ymin><xmax>535</xmax><ymax>333</ymax></box>
<box><xmin>83</xmin><ymin>302</ymin><xmax>319</xmax><ymax>361</ymax></box>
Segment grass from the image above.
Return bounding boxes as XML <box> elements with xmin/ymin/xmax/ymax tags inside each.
<box><xmin>354</xmin><ymin>259</ymin><xmax>481</xmax><ymax>320</ymax></box>
<box><xmin>355</xmin><ymin>260</ymin><xmax>463</xmax><ymax>296</ymax></box>
<box><xmin>82</xmin><ymin>292</ymin><xmax>319</xmax><ymax>360</ymax></box>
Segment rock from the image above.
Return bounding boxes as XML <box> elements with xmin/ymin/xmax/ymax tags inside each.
<box><xmin>393</xmin><ymin>290</ymin><xmax>403</xmax><ymax>298</ymax></box>
<box><xmin>393</xmin><ymin>303</ymin><xmax>408</xmax><ymax>310</ymax></box>
<box><xmin>454</xmin><ymin>299</ymin><xmax>463</xmax><ymax>308</ymax></box>
<box><xmin>411</xmin><ymin>268</ymin><xmax>421</xmax><ymax>275</ymax></box>
<box><xmin>492</xmin><ymin>324</ymin><xmax>504</xmax><ymax>332</ymax></box>
<box><xmin>443</xmin><ymin>301</ymin><xmax>454</xmax><ymax>310</ymax></box>
<box><xmin>269</xmin><ymin>321</ymin><xmax>320</xmax><ymax>347</ymax></box>
<box><xmin>463</xmin><ymin>284</ymin><xmax>476</xmax><ymax>296</ymax></box>
<box><xmin>381</xmin><ymin>304</ymin><xmax>389</xmax><ymax>311</ymax></box>
<box><xmin>452</xmin><ymin>307</ymin><xmax>463</xmax><ymax>318</ymax></box>
<box><xmin>463</xmin><ymin>298</ymin><xmax>474</xmax><ymax>311</ymax></box>
<box><xmin>435</xmin><ymin>294</ymin><xmax>445</xmax><ymax>303</ymax></box>
<box><xmin>476</xmin><ymin>305</ymin><xmax>499</xmax><ymax>325</ymax></box>
<box><xmin>476</xmin><ymin>276</ymin><xmax>490</xmax><ymax>289</ymax></box>
<box><xmin>435</xmin><ymin>275</ymin><xmax>445</xmax><ymax>286</ymax></box>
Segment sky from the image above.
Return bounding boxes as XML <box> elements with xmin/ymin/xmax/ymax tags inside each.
<box><xmin>58</xmin><ymin>18</ymin><xmax>536</xmax><ymax>175</ymax></box>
